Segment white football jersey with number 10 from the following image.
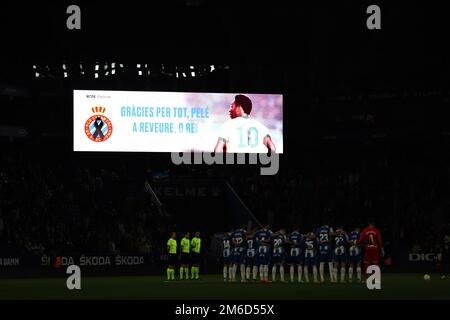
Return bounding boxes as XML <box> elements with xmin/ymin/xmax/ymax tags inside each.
<box><xmin>218</xmin><ymin>116</ymin><xmax>271</xmax><ymax>153</ymax></box>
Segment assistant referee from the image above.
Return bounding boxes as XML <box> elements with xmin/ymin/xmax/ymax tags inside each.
<box><xmin>166</xmin><ymin>232</ymin><xmax>177</xmax><ymax>281</ymax></box>
<box><xmin>190</xmin><ymin>231</ymin><xmax>202</xmax><ymax>280</ymax></box>
<box><xmin>180</xmin><ymin>232</ymin><xmax>191</xmax><ymax>280</ymax></box>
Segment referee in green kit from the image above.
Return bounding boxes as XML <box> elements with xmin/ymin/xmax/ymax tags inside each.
<box><xmin>166</xmin><ymin>232</ymin><xmax>177</xmax><ymax>281</ymax></box>
<box><xmin>180</xmin><ymin>232</ymin><xmax>191</xmax><ymax>280</ymax></box>
<box><xmin>190</xmin><ymin>231</ymin><xmax>202</xmax><ymax>280</ymax></box>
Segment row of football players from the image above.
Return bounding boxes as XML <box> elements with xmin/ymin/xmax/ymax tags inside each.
<box><xmin>221</xmin><ymin>223</ymin><xmax>382</xmax><ymax>283</ymax></box>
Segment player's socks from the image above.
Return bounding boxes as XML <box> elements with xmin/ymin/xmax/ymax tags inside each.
<box><xmin>319</xmin><ymin>263</ymin><xmax>325</xmax><ymax>282</ymax></box>
<box><xmin>280</xmin><ymin>266</ymin><xmax>285</xmax><ymax>282</ymax></box>
<box><xmin>303</xmin><ymin>266</ymin><xmax>309</xmax><ymax>282</ymax></box>
<box><xmin>195</xmin><ymin>266</ymin><xmax>200</xmax><ymax>279</ymax></box>
<box><xmin>333</xmin><ymin>267</ymin><xmax>339</xmax><ymax>282</ymax></box>
<box><xmin>232</xmin><ymin>265</ymin><xmax>237</xmax><ymax>281</ymax></box>
<box><xmin>264</xmin><ymin>265</ymin><xmax>269</xmax><ymax>281</ymax></box>
<box><xmin>240</xmin><ymin>264</ymin><xmax>246</xmax><ymax>281</ymax></box>
<box><xmin>229</xmin><ymin>266</ymin><xmax>233</xmax><ymax>281</ymax></box>
<box><xmin>272</xmin><ymin>266</ymin><xmax>277</xmax><ymax>282</ymax></box>
<box><xmin>252</xmin><ymin>266</ymin><xmax>258</xmax><ymax>280</ymax></box>
<box><xmin>340</xmin><ymin>267</ymin><xmax>345</xmax><ymax>282</ymax></box>
<box><xmin>169</xmin><ymin>269</ymin><xmax>175</xmax><ymax>280</ymax></box>
<box><xmin>167</xmin><ymin>268</ymin><xmax>171</xmax><ymax>280</ymax></box>
<box><xmin>357</xmin><ymin>267</ymin><xmax>362</xmax><ymax>282</ymax></box>
<box><xmin>328</xmin><ymin>263</ymin><xmax>334</xmax><ymax>282</ymax></box>
<box><xmin>313</xmin><ymin>266</ymin><xmax>318</xmax><ymax>282</ymax></box>
<box><xmin>259</xmin><ymin>265</ymin><xmax>264</xmax><ymax>280</ymax></box>
<box><xmin>247</xmin><ymin>266</ymin><xmax>251</xmax><ymax>280</ymax></box>
<box><xmin>348</xmin><ymin>266</ymin><xmax>354</xmax><ymax>281</ymax></box>
<box><xmin>223</xmin><ymin>266</ymin><xmax>228</xmax><ymax>281</ymax></box>
<box><xmin>298</xmin><ymin>265</ymin><xmax>303</xmax><ymax>282</ymax></box>
<box><xmin>290</xmin><ymin>265</ymin><xmax>295</xmax><ymax>282</ymax></box>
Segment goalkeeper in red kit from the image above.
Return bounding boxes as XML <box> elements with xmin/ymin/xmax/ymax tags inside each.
<box><xmin>356</xmin><ymin>220</ymin><xmax>384</xmax><ymax>276</ymax></box>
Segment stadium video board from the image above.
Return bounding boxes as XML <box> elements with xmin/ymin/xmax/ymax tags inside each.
<box><xmin>73</xmin><ymin>90</ymin><xmax>283</xmax><ymax>153</ymax></box>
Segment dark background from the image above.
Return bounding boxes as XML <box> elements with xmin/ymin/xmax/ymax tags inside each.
<box><xmin>0</xmin><ymin>1</ymin><xmax>449</xmax><ymax>274</ymax></box>
<box><xmin>1</xmin><ymin>1</ymin><xmax>449</xmax><ymax>147</ymax></box>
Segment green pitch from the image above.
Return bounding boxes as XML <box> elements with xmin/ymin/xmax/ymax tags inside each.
<box><xmin>0</xmin><ymin>274</ymin><xmax>449</xmax><ymax>300</ymax></box>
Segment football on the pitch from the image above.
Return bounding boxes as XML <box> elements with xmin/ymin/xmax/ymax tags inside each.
<box><xmin>423</xmin><ymin>274</ymin><xmax>431</xmax><ymax>281</ymax></box>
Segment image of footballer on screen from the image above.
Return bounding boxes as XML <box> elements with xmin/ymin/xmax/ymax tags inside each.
<box><xmin>214</xmin><ymin>94</ymin><xmax>277</xmax><ymax>153</ymax></box>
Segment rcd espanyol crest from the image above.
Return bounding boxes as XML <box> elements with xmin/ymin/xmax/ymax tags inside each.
<box><xmin>84</xmin><ymin>106</ymin><xmax>113</xmax><ymax>142</ymax></box>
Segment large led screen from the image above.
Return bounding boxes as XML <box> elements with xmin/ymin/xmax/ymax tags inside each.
<box><xmin>74</xmin><ymin>90</ymin><xmax>283</xmax><ymax>153</ymax></box>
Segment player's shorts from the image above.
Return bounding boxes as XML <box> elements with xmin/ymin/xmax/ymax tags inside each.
<box><xmin>223</xmin><ymin>255</ymin><xmax>231</xmax><ymax>265</ymax></box>
<box><xmin>245</xmin><ymin>255</ymin><xmax>256</xmax><ymax>266</ymax></box>
<box><xmin>363</xmin><ymin>246</ymin><xmax>380</xmax><ymax>264</ymax></box>
<box><xmin>180</xmin><ymin>253</ymin><xmax>190</xmax><ymax>264</ymax></box>
<box><xmin>333</xmin><ymin>254</ymin><xmax>347</xmax><ymax>263</ymax></box>
<box><xmin>287</xmin><ymin>254</ymin><xmax>302</xmax><ymax>265</ymax></box>
<box><xmin>271</xmin><ymin>254</ymin><xmax>285</xmax><ymax>265</ymax></box>
<box><xmin>257</xmin><ymin>247</ymin><xmax>271</xmax><ymax>265</ymax></box>
<box><xmin>318</xmin><ymin>252</ymin><xmax>332</xmax><ymax>263</ymax></box>
<box><xmin>232</xmin><ymin>250</ymin><xmax>246</xmax><ymax>265</ymax></box>
<box><xmin>287</xmin><ymin>247</ymin><xmax>302</xmax><ymax>265</ymax></box>
<box><xmin>303</xmin><ymin>256</ymin><xmax>317</xmax><ymax>267</ymax></box>
<box><xmin>257</xmin><ymin>254</ymin><xmax>270</xmax><ymax>266</ymax></box>
<box><xmin>191</xmin><ymin>252</ymin><xmax>201</xmax><ymax>265</ymax></box>
<box><xmin>348</xmin><ymin>254</ymin><xmax>362</xmax><ymax>264</ymax></box>
<box><xmin>168</xmin><ymin>254</ymin><xmax>178</xmax><ymax>266</ymax></box>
